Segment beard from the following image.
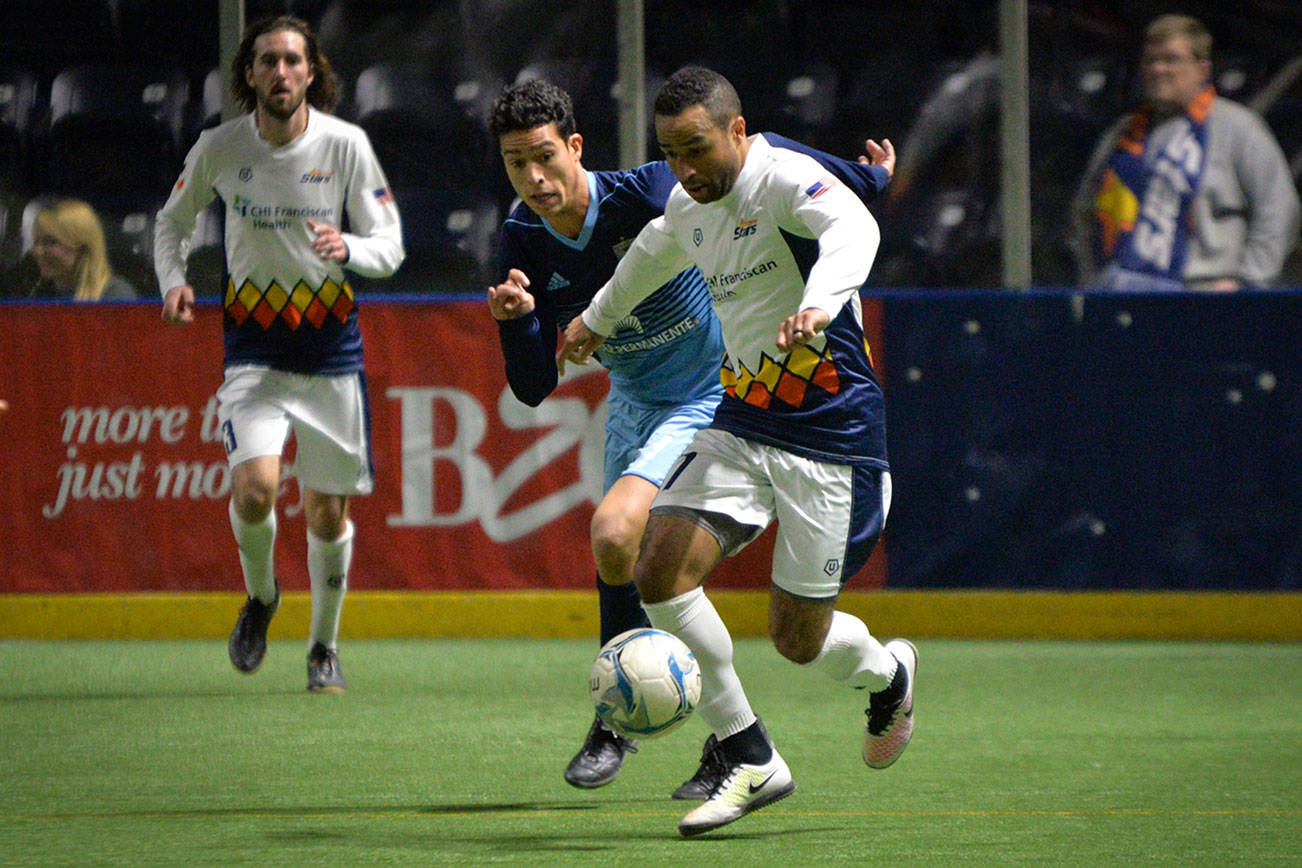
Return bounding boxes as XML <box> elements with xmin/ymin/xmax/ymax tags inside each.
<box><xmin>261</xmin><ymin>89</ymin><xmax>307</xmax><ymax>121</ymax></box>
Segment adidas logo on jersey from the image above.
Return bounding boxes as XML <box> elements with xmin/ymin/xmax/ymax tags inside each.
<box><xmin>547</xmin><ymin>273</ymin><xmax>571</xmax><ymax>292</ymax></box>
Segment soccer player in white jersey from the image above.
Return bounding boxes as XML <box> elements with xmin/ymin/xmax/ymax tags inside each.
<box><xmin>488</xmin><ymin>79</ymin><xmax>894</xmax><ymax>795</ymax></box>
<box><xmin>154</xmin><ymin>16</ymin><xmax>404</xmax><ymax>692</ymax></box>
<box><xmin>560</xmin><ymin>66</ymin><xmax>917</xmax><ymax>836</ymax></box>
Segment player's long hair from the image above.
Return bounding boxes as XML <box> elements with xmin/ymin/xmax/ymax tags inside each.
<box><xmin>33</xmin><ymin>199</ymin><xmax>115</xmax><ymax>302</ymax></box>
<box><xmin>230</xmin><ymin>15</ymin><xmax>338</xmax><ymax>114</ymax></box>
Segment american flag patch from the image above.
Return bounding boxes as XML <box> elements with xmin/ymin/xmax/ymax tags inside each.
<box><xmin>373</xmin><ymin>186</ymin><xmax>394</xmax><ymax>205</ymax></box>
<box><xmin>805</xmin><ymin>177</ymin><xmax>837</xmax><ymax>199</ymax></box>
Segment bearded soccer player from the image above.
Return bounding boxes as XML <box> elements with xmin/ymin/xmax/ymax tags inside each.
<box><xmin>154</xmin><ymin>15</ymin><xmax>404</xmax><ymax>692</ymax></box>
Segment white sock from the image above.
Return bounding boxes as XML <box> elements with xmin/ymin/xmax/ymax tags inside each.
<box><xmin>229</xmin><ymin>499</ymin><xmax>277</xmax><ymax>603</ymax></box>
<box><xmin>806</xmin><ymin>610</ymin><xmax>898</xmax><ymax>691</ymax></box>
<box><xmin>307</xmin><ymin>519</ymin><xmax>353</xmax><ymax>651</ymax></box>
<box><xmin>641</xmin><ymin>587</ymin><xmax>756</xmax><ymax>740</ymax></box>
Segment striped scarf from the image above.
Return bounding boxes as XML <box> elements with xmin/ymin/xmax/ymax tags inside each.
<box><xmin>1093</xmin><ymin>85</ymin><xmax>1214</xmax><ymax>290</ymax></box>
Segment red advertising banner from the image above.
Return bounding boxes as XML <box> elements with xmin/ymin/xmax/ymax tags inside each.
<box><xmin>3</xmin><ymin>299</ymin><xmax>885</xmax><ymax>594</ymax></box>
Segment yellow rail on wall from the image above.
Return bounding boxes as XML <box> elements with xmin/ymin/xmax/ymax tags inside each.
<box><xmin>1</xmin><ymin>590</ymin><xmax>1298</xmax><ymax>642</ymax></box>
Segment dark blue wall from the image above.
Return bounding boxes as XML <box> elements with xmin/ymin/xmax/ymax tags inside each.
<box><xmin>881</xmin><ymin>289</ymin><xmax>1302</xmax><ymax>590</ymax></box>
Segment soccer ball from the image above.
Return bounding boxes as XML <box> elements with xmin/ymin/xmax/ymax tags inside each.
<box><xmin>590</xmin><ymin>628</ymin><xmax>702</xmax><ymax>739</ymax></box>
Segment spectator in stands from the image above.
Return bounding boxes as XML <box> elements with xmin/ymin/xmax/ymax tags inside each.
<box><xmin>1070</xmin><ymin>13</ymin><xmax>1300</xmax><ymax>291</ymax></box>
<box><xmin>26</xmin><ymin>198</ymin><xmax>137</xmax><ymax>300</ymax></box>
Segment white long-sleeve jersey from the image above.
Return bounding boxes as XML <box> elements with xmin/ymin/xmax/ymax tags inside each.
<box><xmin>154</xmin><ymin>110</ymin><xmax>404</xmax><ymax>374</ymax></box>
<box><xmin>583</xmin><ymin>135</ymin><xmax>887</xmax><ymax>466</ymax></box>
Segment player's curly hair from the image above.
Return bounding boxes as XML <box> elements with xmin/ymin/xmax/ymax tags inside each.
<box><xmin>654</xmin><ymin>66</ymin><xmax>742</xmax><ymax>128</ymax></box>
<box><xmin>230</xmin><ymin>15</ymin><xmax>338</xmax><ymax>114</ymax></box>
<box><xmin>488</xmin><ymin>78</ymin><xmax>576</xmax><ymax>139</ymax></box>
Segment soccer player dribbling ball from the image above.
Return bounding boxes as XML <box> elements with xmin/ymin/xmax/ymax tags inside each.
<box><xmin>560</xmin><ymin>66</ymin><xmax>917</xmax><ymax>836</ymax></box>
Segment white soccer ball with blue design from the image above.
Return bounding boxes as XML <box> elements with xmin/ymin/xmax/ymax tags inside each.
<box><xmin>590</xmin><ymin>628</ymin><xmax>701</xmax><ymax>739</ymax></box>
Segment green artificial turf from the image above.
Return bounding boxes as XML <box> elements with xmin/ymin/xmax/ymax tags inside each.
<box><xmin>1</xmin><ymin>639</ymin><xmax>1298</xmax><ymax>865</ymax></box>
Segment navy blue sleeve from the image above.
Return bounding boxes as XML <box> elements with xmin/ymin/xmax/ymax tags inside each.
<box><xmin>760</xmin><ymin>132</ymin><xmax>890</xmax><ymax>204</ymax></box>
<box><xmin>620</xmin><ymin>162</ymin><xmax>678</xmax><ymax>211</ymax></box>
<box><xmin>496</xmin><ymin>224</ymin><xmax>559</xmax><ymax>407</ymax></box>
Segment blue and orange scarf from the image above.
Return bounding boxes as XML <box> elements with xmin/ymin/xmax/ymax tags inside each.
<box><xmin>1093</xmin><ymin>85</ymin><xmax>1215</xmax><ymax>290</ymax></box>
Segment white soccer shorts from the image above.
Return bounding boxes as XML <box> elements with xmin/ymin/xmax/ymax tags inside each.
<box><xmin>651</xmin><ymin>427</ymin><xmax>891</xmax><ymax>598</ymax></box>
<box><xmin>215</xmin><ymin>364</ymin><xmax>374</xmax><ymax>496</ymax></box>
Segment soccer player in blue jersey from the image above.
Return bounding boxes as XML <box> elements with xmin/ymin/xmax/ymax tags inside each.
<box><xmin>561</xmin><ymin>66</ymin><xmax>915</xmax><ymax>836</ymax></box>
<box><xmin>154</xmin><ymin>16</ymin><xmax>404</xmax><ymax>692</ymax></box>
<box><xmin>486</xmin><ymin>78</ymin><xmax>893</xmax><ymax>795</ymax></box>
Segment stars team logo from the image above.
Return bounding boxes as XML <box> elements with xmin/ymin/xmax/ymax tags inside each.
<box><xmin>733</xmin><ymin>218</ymin><xmax>757</xmax><ymax>240</ymax></box>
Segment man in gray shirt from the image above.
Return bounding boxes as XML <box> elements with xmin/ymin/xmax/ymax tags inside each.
<box><xmin>1071</xmin><ymin>14</ymin><xmax>1299</xmax><ymax>291</ymax></box>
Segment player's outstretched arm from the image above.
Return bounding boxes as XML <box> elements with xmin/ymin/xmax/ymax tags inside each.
<box><xmin>161</xmin><ymin>285</ymin><xmax>196</xmax><ymax>325</ymax></box>
<box><xmin>492</xmin><ymin>268</ymin><xmax>560</xmax><ymax>406</ymax></box>
<box><xmin>488</xmin><ymin>269</ymin><xmax>536</xmax><ymax>320</ymax></box>
<box><xmin>860</xmin><ymin>138</ymin><xmax>895</xmax><ymax>178</ymax></box>
<box><xmin>761</xmin><ymin>132</ymin><xmax>892</xmax><ymax>203</ymax></box>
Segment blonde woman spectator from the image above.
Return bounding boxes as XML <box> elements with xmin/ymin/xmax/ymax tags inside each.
<box><xmin>28</xmin><ymin>198</ymin><xmax>137</xmax><ymax>300</ymax></box>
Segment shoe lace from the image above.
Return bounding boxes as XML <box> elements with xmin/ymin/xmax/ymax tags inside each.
<box><xmin>309</xmin><ymin>646</ymin><xmax>336</xmax><ymax>673</ymax></box>
<box><xmin>587</xmin><ymin>718</ymin><xmax>637</xmax><ymax>756</ymax></box>
<box><xmin>698</xmin><ymin>735</ymin><xmax>728</xmax><ymax>779</ymax></box>
<box><xmin>865</xmin><ymin>692</ymin><xmax>903</xmax><ymax>736</ymax></box>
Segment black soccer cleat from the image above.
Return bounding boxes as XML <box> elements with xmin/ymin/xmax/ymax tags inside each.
<box><xmin>228</xmin><ymin>588</ymin><xmax>279</xmax><ymax>674</ymax></box>
<box><xmin>672</xmin><ymin>733</ymin><xmax>728</xmax><ymax>800</ymax></box>
<box><xmin>564</xmin><ymin>716</ymin><xmax>638</xmax><ymax>788</ymax></box>
<box><xmin>307</xmin><ymin>642</ymin><xmax>347</xmax><ymax>693</ymax></box>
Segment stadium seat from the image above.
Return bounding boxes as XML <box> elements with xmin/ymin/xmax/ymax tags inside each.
<box><xmin>106</xmin><ymin>210</ymin><xmax>159</xmax><ymax>297</ymax></box>
<box><xmin>114</xmin><ymin>0</ymin><xmax>220</xmax><ymax>80</ymax></box>
<box><xmin>0</xmin><ymin>70</ymin><xmax>38</xmax><ymax>193</ymax></box>
<box><xmin>181</xmin><ymin>66</ymin><xmax>224</xmax><ymax>149</ymax></box>
<box><xmin>1215</xmin><ymin>51</ymin><xmax>1269</xmax><ymax>103</ymax></box>
<box><xmin>41</xmin><ymin>65</ymin><xmax>188</xmax><ymax>215</ymax></box>
<box><xmin>777</xmin><ymin>63</ymin><xmax>839</xmax><ymax>146</ymax></box>
<box><xmin>513</xmin><ymin>58</ymin><xmax>618</xmax><ymax>168</ymax></box>
<box><xmin>354</xmin><ymin>63</ymin><xmax>491</xmax><ymax>196</ymax></box>
<box><xmin>184</xmin><ymin>200</ymin><xmax>227</xmax><ymax>298</ymax></box>
<box><xmin>0</xmin><ymin>1</ymin><xmax>116</xmax><ymax>82</ymax></box>
<box><xmin>381</xmin><ymin>186</ymin><xmax>495</xmax><ymax>295</ymax></box>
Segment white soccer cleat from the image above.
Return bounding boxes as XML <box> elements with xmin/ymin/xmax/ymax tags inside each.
<box><xmin>863</xmin><ymin>638</ymin><xmax>918</xmax><ymax>769</ymax></box>
<box><xmin>677</xmin><ymin>748</ymin><xmax>796</xmax><ymax>837</ymax></box>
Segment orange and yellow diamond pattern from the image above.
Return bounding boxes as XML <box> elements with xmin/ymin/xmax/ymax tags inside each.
<box><xmin>720</xmin><ymin>342</ymin><xmax>843</xmax><ymax>410</ymax></box>
<box><xmin>224</xmin><ymin>277</ymin><xmax>354</xmax><ymax>330</ymax></box>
